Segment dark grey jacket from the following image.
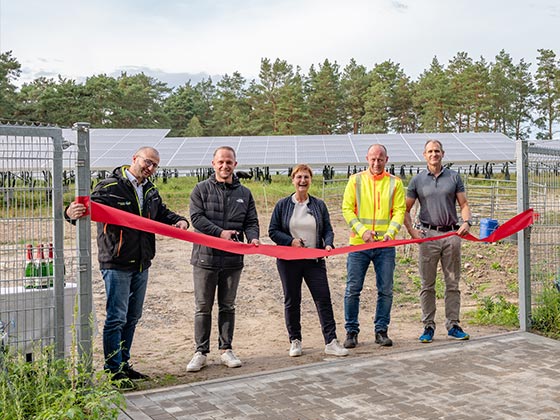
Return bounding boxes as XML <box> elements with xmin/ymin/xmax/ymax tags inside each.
<box><xmin>189</xmin><ymin>174</ymin><xmax>260</xmax><ymax>269</ymax></box>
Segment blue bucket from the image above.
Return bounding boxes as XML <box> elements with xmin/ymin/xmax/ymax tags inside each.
<box><xmin>479</xmin><ymin>218</ymin><xmax>499</xmax><ymax>240</ymax></box>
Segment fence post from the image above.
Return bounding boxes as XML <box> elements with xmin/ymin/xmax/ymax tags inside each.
<box><xmin>51</xmin><ymin>128</ymin><xmax>66</xmax><ymax>359</ymax></box>
<box><xmin>74</xmin><ymin>122</ymin><xmax>93</xmax><ymax>369</ymax></box>
<box><xmin>516</xmin><ymin>139</ymin><xmax>531</xmax><ymax>331</ymax></box>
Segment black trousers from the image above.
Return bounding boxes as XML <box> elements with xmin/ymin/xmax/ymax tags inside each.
<box><xmin>276</xmin><ymin>258</ymin><xmax>337</xmax><ymax>344</ymax></box>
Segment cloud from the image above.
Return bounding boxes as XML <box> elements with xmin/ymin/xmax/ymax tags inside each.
<box><xmin>109</xmin><ymin>66</ymin><xmax>222</xmax><ymax>88</ymax></box>
<box><xmin>391</xmin><ymin>1</ymin><xmax>408</xmax><ymax>11</ymax></box>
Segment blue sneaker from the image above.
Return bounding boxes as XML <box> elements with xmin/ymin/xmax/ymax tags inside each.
<box><xmin>448</xmin><ymin>325</ymin><xmax>470</xmax><ymax>340</ymax></box>
<box><xmin>419</xmin><ymin>327</ymin><xmax>434</xmax><ymax>343</ymax></box>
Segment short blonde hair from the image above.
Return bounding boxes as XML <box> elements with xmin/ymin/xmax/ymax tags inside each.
<box><xmin>291</xmin><ymin>164</ymin><xmax>313</xmax><ymax>178</ymax></box>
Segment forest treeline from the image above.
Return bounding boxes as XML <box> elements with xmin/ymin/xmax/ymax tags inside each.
<box><xmin>0</xmin><ymin>49</ymin><xmax>559</xmax><ymax>139</ymax></box>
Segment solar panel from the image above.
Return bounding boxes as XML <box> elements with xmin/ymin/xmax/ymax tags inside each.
<box><xmin>60</xmin><ymin>129</ymin><xmax>517</xmax><ymax>170</ymax></box>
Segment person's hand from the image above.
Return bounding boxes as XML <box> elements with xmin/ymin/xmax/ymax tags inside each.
<box><xmin>220</xmin><ymin>230</ymin><xmax>240</xmax><ymax>241</ymax></box>
<box><xmin>382</xmin><ymin>234</ymin><xmax>391</xmax><ymax>242</ymax></box>
<box><xmin>66</xmin><ymin>201</ymin><xmax>87</xmax><ymax>220</ymax></box>
<box><xmin>408</xmin><ymin>228</ymin><xmax>423</xmax><ymax>239</ymax></box>
<box><xmin>174</xmin><ymin>220</ymin><xmax>189</xmax><ymax>230</ymax></box>
<box><xmin>251</xmin><ymin>238</ymin><xmax>260</xmax><ymax>247</ymax></box>
<box><xmin>361</xmin><ymin>230</ymin><xmax>375</xmax><ymax>243</ymax></box>
<box><xmin>325</xmin><ymin>245</ymin><xmax>332</xmax><ymax>252</ymax></box>
<box><xmin>457</xmin><ymin>222</ymin><xmax>470</xmax><ymax>237</ymax></box>
<box><xmin>291</xmin><ymin>238</ymin><xmax>305</xmax><ymax>247</ymax></box>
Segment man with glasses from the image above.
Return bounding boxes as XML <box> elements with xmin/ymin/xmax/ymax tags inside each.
<box><xmin>66</xmin><ymin>146</ymin><xmax>189</xmax><ymax>388</ymax></box>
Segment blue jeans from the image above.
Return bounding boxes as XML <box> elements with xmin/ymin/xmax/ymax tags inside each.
<box><xmin>344</xmin><ymin>247</ymin><xmax>395</xmax><ymax>334</ymax></box>
<box><xmin>101</xmin><ymin>268</ymin><xmax>149</xmax><ymax>373</ymax></box>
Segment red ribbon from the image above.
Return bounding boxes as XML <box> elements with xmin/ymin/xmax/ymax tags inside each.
<box><xmin>77</xmin><ymin>196</ymin><xmax>534</xmax><ymax>261</ymax></box>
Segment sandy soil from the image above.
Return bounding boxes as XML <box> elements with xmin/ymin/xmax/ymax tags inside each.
<box><xmin>89</xmin><ymin>212</ymin><xmax>518</xmax><ymax>390</ymax></box>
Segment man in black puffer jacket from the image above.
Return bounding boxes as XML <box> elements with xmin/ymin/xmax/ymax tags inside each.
<box><xmin>66</xmin><ymin>147</ymin><xmax>189</xmax><ymax>386</ymax></box>
<box><xmin>186</xmin><ymin>146</ymin><xmax>260</xmax><ymax>372</ymax></box>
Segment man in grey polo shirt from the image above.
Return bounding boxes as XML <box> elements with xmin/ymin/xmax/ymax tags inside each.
<box><xmin>404</xmin><ymin>139</ymin><xmax>472</xmax><ymax>343</ymax></box>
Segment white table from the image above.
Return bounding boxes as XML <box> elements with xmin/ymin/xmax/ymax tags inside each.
<box><xmin>0</xmin><ymin>282</ymin><xmax>77</xmax><ymax>357</ymax></box>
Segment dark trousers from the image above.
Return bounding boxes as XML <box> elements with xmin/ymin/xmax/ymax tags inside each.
<box><xmin>276</xmin><ymin>258</ymin><xmax>337</xmax><ymax>344</ymax></box>
<box><xmin>192</xmin><ymin>266</ymin><xmax>242</xmax><ymax>354</ymax></box>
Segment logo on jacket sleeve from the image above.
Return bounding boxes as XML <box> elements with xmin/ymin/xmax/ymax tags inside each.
<box><xmin>236</xmin><ymin>198</ymin><xmax>244</xmax><ymax>203</ymax></box>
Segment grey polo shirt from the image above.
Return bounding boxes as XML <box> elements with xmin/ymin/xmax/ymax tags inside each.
<box><xmin>406</xmin><ymin>167</ymin><xmax>465</xmax><ymax>227</ymax></box>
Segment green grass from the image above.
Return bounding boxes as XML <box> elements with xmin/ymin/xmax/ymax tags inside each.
<box><xmin>531</xmin><ymin>284</ymin><xmax>560</xmax><ymax>339</ymax></box>
<box><xmin>0</xmin><ymin>345</ymin><xmax>125</xmax><ymax>419</ymax></box>
<box><xmin>465</xmin><ymin>295</ymin><xmax>519</xmax><ymax>327</ymax></box>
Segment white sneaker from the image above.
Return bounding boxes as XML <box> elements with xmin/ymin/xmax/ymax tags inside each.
<box><xmin>325</xmin><ymin>339</ymin><xmax>349</xmax><ymax>357</ymax></box>
<box><xmin>289</xmin><ymin>339</ymin><xmax>302</xmax><ymax>357</ymax></box>
<box><xmin>186</xmin><ymin>351</ymin><xmax>207</xmax><ymax>372</ymax></box>
<box><xmin>221</xmin><ymin>349</ymin><xmax>242</xmax><ymax>368</ymax></box>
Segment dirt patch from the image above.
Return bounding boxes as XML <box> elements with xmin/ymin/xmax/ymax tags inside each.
<box><xmin>89</xmin><ymin>213</ymin><xmax>518</xmax><ymax>389</ymax></box>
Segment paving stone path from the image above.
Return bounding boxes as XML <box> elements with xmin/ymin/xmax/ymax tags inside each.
<box><xmin>119</xmin><ymin>332</ymin><xmax>560</xmax><ymax>419</ymax></box>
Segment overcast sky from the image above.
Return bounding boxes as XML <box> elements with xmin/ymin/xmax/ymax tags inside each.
<box><xmin>1</xmin><ymin>0</ymin><xmax>559</xmax><ymax>87</ymax></box>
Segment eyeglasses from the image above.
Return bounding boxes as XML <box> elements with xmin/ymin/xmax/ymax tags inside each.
<box><xmin>137</xmin><ymin>156</ymin><xmax>159</xmax><ymax>169</ymax></box>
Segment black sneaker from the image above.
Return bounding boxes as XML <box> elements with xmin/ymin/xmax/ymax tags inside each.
<box><xmin>124</xmin><ymin>365</ymin><xmax>149</xmax><ymax>380</ymax></box>
<box><xmin>110</xmin><ymin>371</ymin><xmax>137</xmax><ymax>391</ymax></box>
<box><xmin>344</xmin><ymin>332</ymin><xmax>358</xmax><ymax>348</ymax></box>
<box><xmin>375</xmin><ymin>330</ymin><xmax>393</xmax><ymax>347</ymax></box>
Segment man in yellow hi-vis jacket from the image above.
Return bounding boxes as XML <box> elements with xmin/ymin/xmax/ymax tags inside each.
<box><xmin>341</xmin><ymin>144</ymin><xmax>406</xmax><ymax>349</ymax></box>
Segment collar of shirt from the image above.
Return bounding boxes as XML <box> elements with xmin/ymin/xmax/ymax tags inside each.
<box><xmin>125</xmin><ymin>169</ymin><xmax>147</xmax><ymax>207</ymax></box>
<box><xmin>291</xmin><ymin>194</ymin><xmax>309</xmax><ymax>206</ymax></box>
<box><xmin>125</xmin><ymin>169</ymin><xmax>147</xmax><ymax>188</ymax></box>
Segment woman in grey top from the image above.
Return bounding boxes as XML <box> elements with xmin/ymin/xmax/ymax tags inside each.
<box><xmin>268</xmin><ymin>164</ymin><xmax>348</xmax><ymax>358</ymax></box>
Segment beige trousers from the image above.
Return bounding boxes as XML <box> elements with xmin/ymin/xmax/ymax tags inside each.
<box><xmin>418</xmin><ymin>231</ymin><xmax>462</xmax><ymax>331</ymax></box>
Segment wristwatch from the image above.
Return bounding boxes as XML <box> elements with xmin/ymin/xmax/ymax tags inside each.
<box><xmin>465</xmin><ymin>220</ymin><xmax>473</xmax><ymax>227</ymax></box>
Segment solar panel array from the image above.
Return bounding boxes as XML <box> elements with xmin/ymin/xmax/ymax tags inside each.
<box><xmin>60</xmin><ymin>129</ymin><xmax>516</xmax><ymax>170</ymax></box>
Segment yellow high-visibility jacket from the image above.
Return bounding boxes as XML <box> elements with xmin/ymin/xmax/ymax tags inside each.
<box><xmin>342</xmin><ymin>170</ymin><xmax>406</xmax><ymax>245</ymax></box>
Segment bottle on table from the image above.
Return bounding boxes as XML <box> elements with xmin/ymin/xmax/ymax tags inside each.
<box><xmin>24</xmin><ymin>244</ymin><xmax>36</xmax><ymax>277</ymax></box>
<box><xmin>47</xmin><ymin>243</ymin><xmax>54</xmax><ymax>276</ymax></box>
<box><xmin>36</xmin><ymin>243</ymin><xmax>49</xmax><ymax>278</ymax></box>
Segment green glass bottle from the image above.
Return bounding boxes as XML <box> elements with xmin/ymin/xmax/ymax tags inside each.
<box><xmin>36</xmin><ymin>244</ymin><xmax>48</xmax><ymax>277</ymax></box>
<box><xmin>24</xmin><ymin>244</ymin><xmax>35</xmax><ymax>277</ymax></box>
<box><xmin>48</xmin><ymin>243</ymin><xmax>54</xmax><ymax>276</ymax></box>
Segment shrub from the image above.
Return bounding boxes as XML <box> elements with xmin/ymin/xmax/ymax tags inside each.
<box><xmin>531</xmin><ymin>284</ymin><xmax>560</xmax><ymax>339</ymax></box>
<box><xmin>467</xmin><ymin>295</ymin><xmax>519</xmax><ymax>327</ymax></box>
<box><xmin>0</xmin><ymin>344</ymin><xmax>125</xmax><ymax>419</ymax></box>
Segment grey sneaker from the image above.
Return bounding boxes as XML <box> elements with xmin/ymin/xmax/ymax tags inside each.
<box><xmin>221</xmin><ymin>349</ymin><xmax>242</xmax><ymax>368</ymax></box>
<box><xmin>186</xmin><ymin>351</ymin><xmax>207</xmax><ymax>372</ymax></box>
<box><xmin>289</xmin><ymin>339</ymin><xmax>302</xmax><ymax>357</ymax></box>
<box><xmin>325</xmin><ymin>339</ymin><xmax>349</xmax><ymax>357</ymax></box>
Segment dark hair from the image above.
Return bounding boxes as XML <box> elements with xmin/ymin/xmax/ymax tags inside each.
<box><xmin>424</xmin><ymin>140</ymin><xmax>444</xmax><ymax>152</ymax></box>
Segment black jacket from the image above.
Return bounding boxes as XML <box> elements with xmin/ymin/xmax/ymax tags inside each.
<box><xmin>89</xmin><ymin>166</ymin><xmax>188</xmax><ymax>271</ymax></box>
<box><xmin>189</xmin><ymin>174</ymin><xmax>259</xmax><ymax>270</ymax></box>
<box><xmin>268</xmin><ymin>194</ymin><xmax>334</xmax><ymax>250</ymax></box>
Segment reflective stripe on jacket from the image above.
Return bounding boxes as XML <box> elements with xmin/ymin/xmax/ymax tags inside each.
<box><xmin>342</xmin><ymin>170</ymin><xmax>406</xmax><ymax>245</ymax></box>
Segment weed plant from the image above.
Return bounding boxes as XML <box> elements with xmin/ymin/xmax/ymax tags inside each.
<box><xmin>531</xmin><ymin>284</ymin><xmax>560</xmax><ymax>339</ymax></box>
<box><xmin>466</xmin><ymin>295</ymin><xmax>519</xmax><ymax>327</ymax></box>
<box><xmin>0</xmin><ymin>344</ymin><xmax>125</xmax><ymax>419</ymax></box>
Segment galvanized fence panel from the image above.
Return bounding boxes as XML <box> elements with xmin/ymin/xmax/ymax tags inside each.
<box><xmin>524</xmin><ymin>144</ymin><xmax>560</xmax><ymax>318</ymax></box>
<box><xmin>0</xmin><ymin>124</ymin><xmax>91</xmax><ymax>361</ymax></box>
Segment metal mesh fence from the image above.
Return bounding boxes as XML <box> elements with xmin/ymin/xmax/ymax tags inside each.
<box><xmin>0</xmin><ymin>126</ymin><xmax>80</xmax><ymax>359</ymax></box>
<box><xmin>526</xmin><ymin>147</ymin><xmax>560</xmax><ymax>308</ymax></box>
